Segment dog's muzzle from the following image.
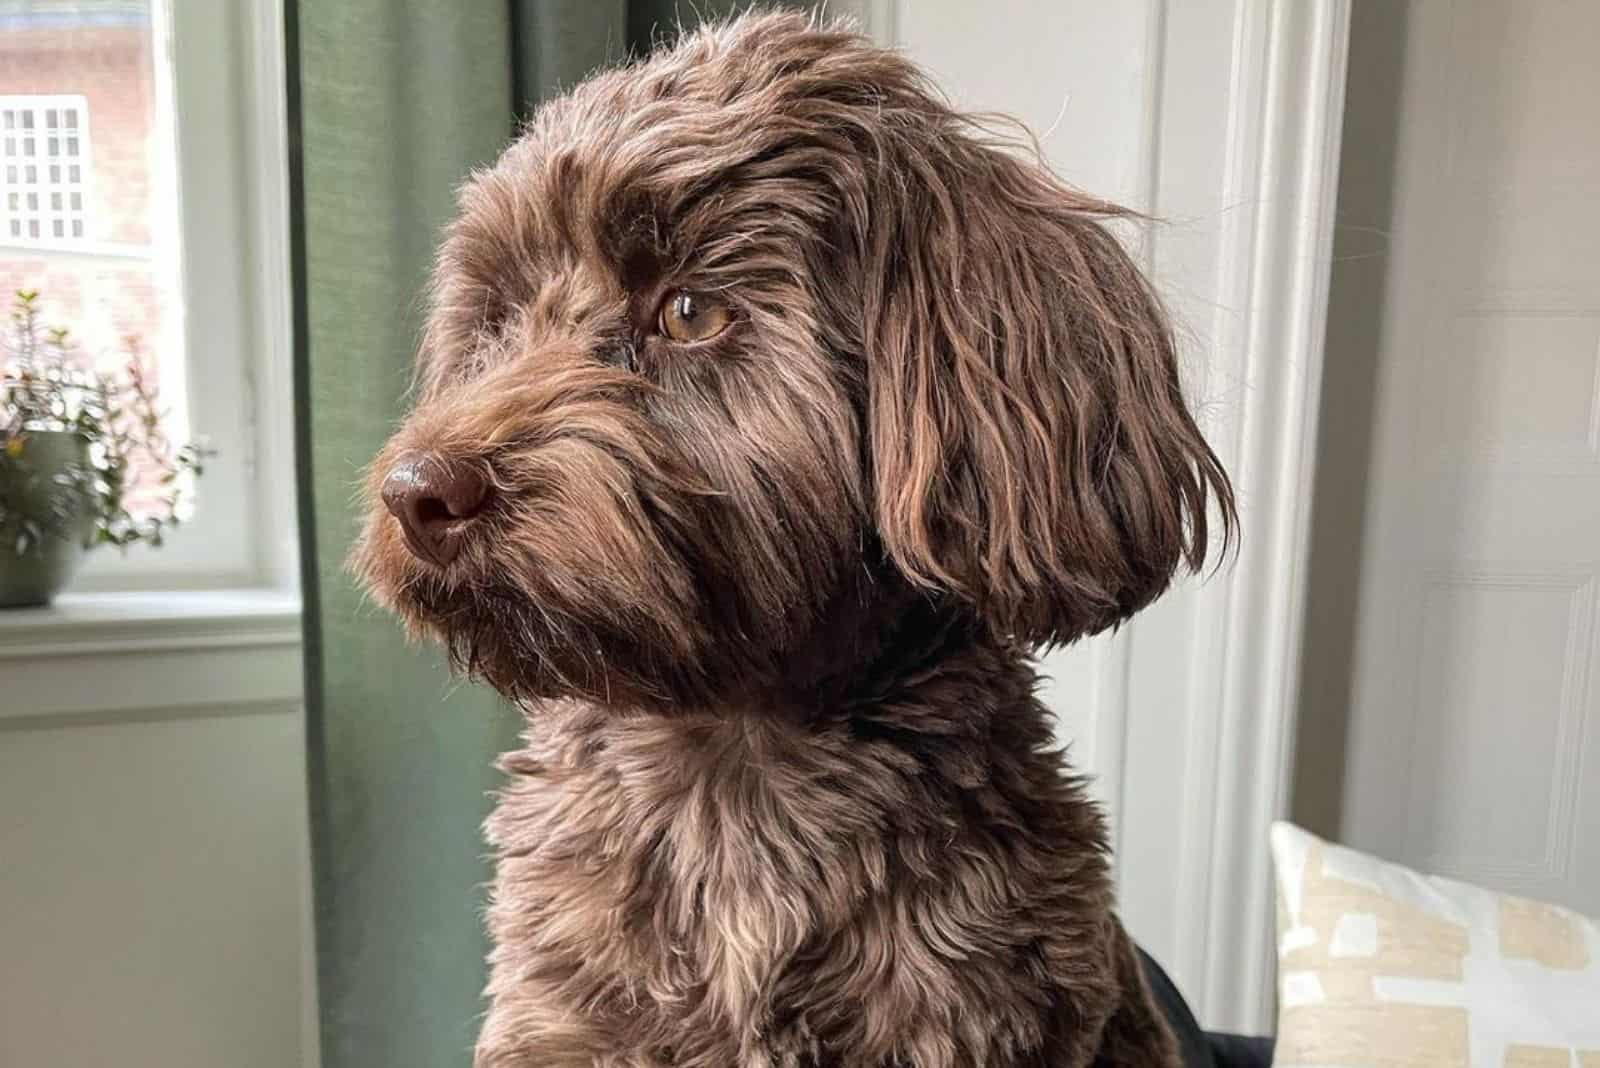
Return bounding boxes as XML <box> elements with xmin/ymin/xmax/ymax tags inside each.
<box><xmin>380</xmin><ymin>452</ymin><xmax>489</xmax><ymax>567</ymax></box>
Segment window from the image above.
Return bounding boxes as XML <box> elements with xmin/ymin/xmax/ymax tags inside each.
<box><xmin>1</xmin><ymin>1</ymin><xmax>294</xmax><ymax>591</ymax></box>
<box><xmin>2</xmin><ymin>96</ymin><xmax>91</xmax><ymax>241</ymax></box>
<box><xmin>0</xmin><ymin>3</ymin><xmax>172</xmax><ymax>399</ymax></box>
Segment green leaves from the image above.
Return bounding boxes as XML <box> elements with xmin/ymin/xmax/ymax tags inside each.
<box><xmin>1</xmin><ymin>289</ymin><xmax>212</xmax><ymax>558</ymax></box>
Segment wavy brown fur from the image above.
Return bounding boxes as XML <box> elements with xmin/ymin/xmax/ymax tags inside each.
<box><xmin>352</xmin><ymin>11</ymin><xmax>1235</xmax><ymax>1067</ymax></box>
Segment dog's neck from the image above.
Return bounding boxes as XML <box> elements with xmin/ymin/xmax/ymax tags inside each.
<box><xmin>782</xmin><ymin>574</ymin><xmax>1034</xmax><ymax>714</ymax></box>
<box><xmin>533</xmin><ymin>589</ymin><xmax>1043</xmax><ymax>772</ymax></box>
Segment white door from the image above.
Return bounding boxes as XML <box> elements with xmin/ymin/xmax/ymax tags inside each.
<box><xmin>1308</xmin><ymin>0</ymin><xmax>1600</xmax><ymax>914</ymax></box>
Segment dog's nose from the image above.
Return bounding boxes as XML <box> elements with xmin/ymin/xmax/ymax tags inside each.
<box><xmin>380</xmin><ymin>454</ymin><xmax>489</xmax><ymax>567</ymax></box>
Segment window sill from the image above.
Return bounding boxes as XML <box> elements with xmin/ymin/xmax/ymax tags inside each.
<box><xmin>0</xmin><ymin>588</ymin><xmax>304</xmax><ymax>723</ymax></box>
<box><xmin>0</xmin><ymin>587</ymin><xmax>302</xmax><ymax>659</ymax></box>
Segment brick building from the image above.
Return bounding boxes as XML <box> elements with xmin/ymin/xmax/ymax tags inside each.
<box><xmin>0</xmin><ymin>0</ymin><xmax>166</xmax><ymax>378</ymax></box>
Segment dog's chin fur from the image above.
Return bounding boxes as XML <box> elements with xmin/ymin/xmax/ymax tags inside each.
<box><xmin>352</xmin><ymin>10</ymin><xmax>1235</xmax><ymax>1067</ymax></box>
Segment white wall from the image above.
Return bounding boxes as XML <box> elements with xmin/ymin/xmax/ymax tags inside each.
<box><xmin>0</xmin><ymin>594</ymin><xmax>314</xmax><ymax>1068</ymax></box>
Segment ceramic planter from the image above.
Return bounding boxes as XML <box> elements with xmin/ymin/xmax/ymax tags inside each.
<box><xmin>0</xmin><ymin>429</ymin><xmax>94</xmax><ymax>608</ymax></box>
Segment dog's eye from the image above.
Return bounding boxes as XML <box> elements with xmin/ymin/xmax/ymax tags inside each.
<box><xmin>657</xmin><ymin>290</ymin><xmax>731</xmax><ymax>343</ymax></box>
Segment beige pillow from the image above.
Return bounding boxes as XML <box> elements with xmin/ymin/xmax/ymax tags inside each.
<box><xmin>1270</xmin><ymin>822</ymin><xmax>1600</xmax><ymax>1067</ymax></box>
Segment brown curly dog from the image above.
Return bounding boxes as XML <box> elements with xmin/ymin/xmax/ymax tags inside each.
<box><xmin>353</xmin><ymin>12</ymin><xmax>1234</xmax><ymax>1067</ymax></box>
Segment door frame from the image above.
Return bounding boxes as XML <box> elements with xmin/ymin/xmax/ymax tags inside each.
<box><xmin>1101</xmin><ymin>0</ymin><xmax>1351</xmax><ymax>1031</ymax></box>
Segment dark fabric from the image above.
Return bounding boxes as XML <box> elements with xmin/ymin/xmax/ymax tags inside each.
<box><xmin>289</xmin><ymin>4</ymin><xmax>782</xmax><ymax>1066</ymax></box>
<box><xmin>1137</xmin><ymin>947</ymin><xmax>1219</xmax><ymax>1068</ymax></box>
<box><xmin>1137</xmin><ymin>948</ymin><xmax>1275</xmax><ymax>1068</ymax></box>
<box><xmin>1205</xmin><ymin>1032</ymin><xmax>1276</xmax><ymax>1068</ymax></box>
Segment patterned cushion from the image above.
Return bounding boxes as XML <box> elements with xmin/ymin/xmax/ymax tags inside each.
<box><xmin>1270</xmin><ymin>822</ymin><xmax>1600</xmax><ymax>1067</ymax></box>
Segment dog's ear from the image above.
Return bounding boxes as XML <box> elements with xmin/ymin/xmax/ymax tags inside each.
<box><xmin>861</xmin><ymin>130</ymin><xmax>1235</xmax><ymax>645</ymax></box>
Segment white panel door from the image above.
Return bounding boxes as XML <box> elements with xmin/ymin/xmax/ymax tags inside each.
<box><xmin>1339</xmin><ymin>0</ymin><xmax>1600</xmax><ymax>914</ymax></box>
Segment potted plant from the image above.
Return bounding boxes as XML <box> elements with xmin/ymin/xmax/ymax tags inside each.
<box><xmin>0</xmin><ymin>290</ymin><xmax>207</xmax><ymax>607</ymax></box>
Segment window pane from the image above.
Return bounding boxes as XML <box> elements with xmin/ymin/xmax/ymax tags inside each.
<box><xmin>4</xmin><ymin>256</ymin><xmax>163</xmax><ymax>364</ymax></box>
<box><xmin>1</xmin><ymin>1</ymin><xmax>185</xmax><ymax>456</ymax></box>
<box><xmin>0</xmin><ymin>1</ymin><xmax>161</xmax><ymax>246</ymax></box>
<box><xmin>2</xmin><ymin>257</ymin><xmax>174</xmax><ymax>509</ymax></box>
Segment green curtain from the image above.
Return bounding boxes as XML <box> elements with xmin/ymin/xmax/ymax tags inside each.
<box><xmin>288</xmin><ymin>3</ymin><xmax>763</xmax><ymax>1067</ymax></box>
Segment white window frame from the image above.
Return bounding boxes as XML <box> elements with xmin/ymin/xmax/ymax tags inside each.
<box><xmin>3</xmin><ymin>0</ymin><xmax>296</xmax><ymax>593</ymax></box>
